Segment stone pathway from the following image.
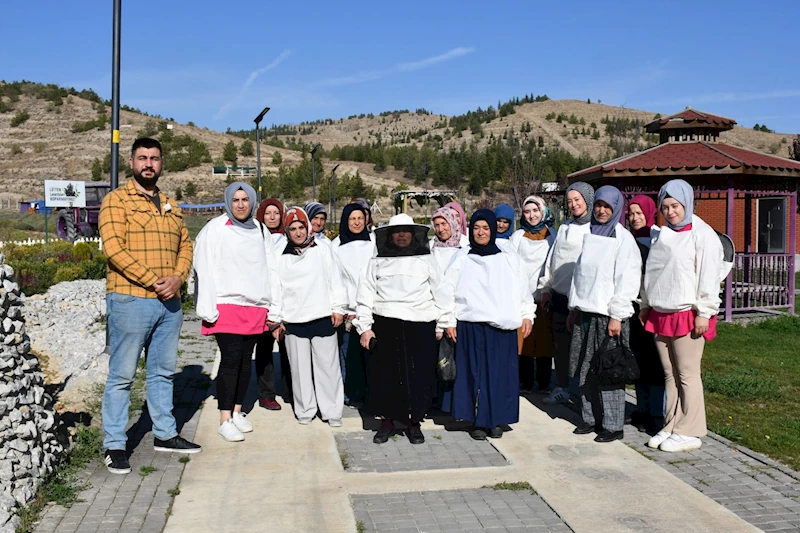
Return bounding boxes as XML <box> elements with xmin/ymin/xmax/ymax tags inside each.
<box><xmin>33</xmin><ymin>312</ymin><xmax>217</xmax><ymax>533</ymax></box>
<box><xmin>352</xmin><ymin>488</ymin><xmax>573</xmax><ymax>533</ymax></box>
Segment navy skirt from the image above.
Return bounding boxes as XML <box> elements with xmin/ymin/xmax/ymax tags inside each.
<box><xmin>451</xmin><ymin>321</ymin><xmax>519</xmax><ymax>429</ymax></box>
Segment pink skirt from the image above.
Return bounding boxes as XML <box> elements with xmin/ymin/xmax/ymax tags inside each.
<box><xmin>645</xmin><ymin>309</ymin><xmax>717</xmax><ymax>341</ymax></box>
<box><xmin>201</xmin><ymin>304</ymin><xmax>269</xmax><ymax>336</ymax></box>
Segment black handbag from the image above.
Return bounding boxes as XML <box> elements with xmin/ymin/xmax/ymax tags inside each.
<box><xmin>593</xmin><ymin>335</ymin><xmax>640</xmax><ymax>386</ymax></box>
<box><xmin>437</xmin><ymin>337</ymin><xmax>457</xmax><ymax>382</ymax></box>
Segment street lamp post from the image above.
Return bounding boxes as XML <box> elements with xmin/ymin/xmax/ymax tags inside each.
<box><xmin>311</xmin><ymin>143</ymin><xmax>321</xmax><ymax>200</ymax></box>
<box><xmin>328</xmin><ymin>164</ymin><xmax>340</xmax><ymax>230</ymax></box>
<box><xmin>254</xmin><ymin>107</ymin><xmax>270</xmax><ymax>203</ymax></box>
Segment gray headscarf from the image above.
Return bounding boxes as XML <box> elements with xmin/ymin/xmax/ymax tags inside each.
<box><xmin>223</xmin><ymin>181</ymin><xmax>257</xmax><ymax>229</ymax></box>
<box><xmin>658</xmin><ymin>179</ymin><xmax>694</xmax><ymax>230</ymax></box>
<box><xmin>566</xmin><ymin>181</ymin><xmax>595</xmax><ymax>225</ymax></box>
<box><xmin>591</xmin><ymin>185</ymin><xmax>624</xmax><ymax>238</ymax></box>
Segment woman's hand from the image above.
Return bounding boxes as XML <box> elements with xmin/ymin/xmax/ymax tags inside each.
<box><xmin>272</xmin><ymin>324</ymin><xmax>286</xmax><ymax>341</ymax></box>
<box><xmin>540</xmin><ymin>291</ymin><xmax>552</xmax><ymax>311</ymax></box>
<box><xmin>566</xmin><ymin>310</ymin><xmax>576</xmax><ymax>333</ymax></box>
<box><xmin>445</xmin><ymin>327</ymin><xmax>457</xmax><ymax>343</ymax></box>
<box><xmin>436</xmin><ymin>331</ymin><xmax>443</xmax><ymax>341</ymax></box>
<box><xmin>331</xmin><ymin>313</ymin><xmax>344</xmax><ymax>328</ymax></box>
<box><xmin>360</xmin><ymin>330</ymin><xmax>376</xmax><ymax>349</ymax></box>
<box><xmin>521</xmin><ymin>319</ymin><xmax>533</xmax><ymax>339</ymax></box>
<box><xmin>638</xmin><ymin>307</ymin><xmax>650</xmax><ymax>327</ymax></box>
<box><xmin>608</xmin><ymin>318</ymin><xmax>621</xmax><ymax>337</ymax></box>
<box><xmin>347</xmin><ymin>314</ymin><xmax>356</xmax><ymax>321</ymax></box>
<box><xmin>693</xmin><ymin>316</ymin><xmax>709</xmax><ymax>338</ymax></box>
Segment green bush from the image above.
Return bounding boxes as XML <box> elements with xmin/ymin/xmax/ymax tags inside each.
<box><xmin>54</xmin><ymin>265</ymin><xmax>86</xmax><ymax>283</ymax></box>
<box><xmin>10</xmin><ymin>144</ymin><xmax>22</xmax><ymax>155</ymax></box>
<box><xmin>73</xmin><ymin>242</ymin><xmax>93</xmax><ymax>261</ymax></box>
<box><xmin>10</xmin><ymin>109</ymin><xmax>30</xmax><ymax>127</ymax></box>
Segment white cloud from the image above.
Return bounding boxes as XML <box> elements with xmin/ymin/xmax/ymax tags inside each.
<box><xmin>213</xmin><ymin>50</ymin><xmax>292</xmax><ymax>120</ymax></box>
<box><xmin>639</xmin><ymin>89</ymin><xmax>800</xmax><ymax>108</ymax></box>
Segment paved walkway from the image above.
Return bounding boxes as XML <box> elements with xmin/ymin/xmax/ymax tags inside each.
<box><xmin>30</xmin><ymin>318</ymin><xmax>800</xmax><ymax>532</ymax></box>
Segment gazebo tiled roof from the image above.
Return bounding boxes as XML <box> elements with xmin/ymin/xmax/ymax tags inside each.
<box><xmin>570</xmin><ymin>142</ymin><xmax>800</xmax><ymax>180</ymax></box>
<box><xmin>646</xmin><ymin>108</ymin><xmax>736</xmax><ymax>133</ymax></box>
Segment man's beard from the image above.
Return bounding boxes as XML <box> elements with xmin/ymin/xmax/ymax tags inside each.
<box><xmin>133</xmin><ymin>168</ymin><xmax>160</xmax><ymax>188</ymax></box>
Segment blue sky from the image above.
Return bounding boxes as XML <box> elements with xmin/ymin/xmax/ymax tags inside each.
<box><xmin>3</xmin><ymin>0</ymin><xmax>799</xmax><ymax>133</ymax></box>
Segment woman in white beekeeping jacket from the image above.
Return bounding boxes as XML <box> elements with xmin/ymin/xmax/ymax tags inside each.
<box><xmin>568</xmin><ymin>185</ymin><xmax>641</xmax><ymax>443</ymax></box>
<box><xmin>272</xmin><ymin>207</ymin><xmax>347</xmax><ymax>426</ymax></box>
<box><xmin>429</xmin><ymin>206</ymin><xmax>469</xmax><ymax>269</ymax></box>
<box><xmin>538</xmin><ymin>182</ymin><xmax>595</xmax><ymax>406</ymax></box>
<box><xmin>194</xmin><ymin>182</ymin><xmax>280</xmax><ymax>442</ymax></box>
<box><xmin>331</xmin><ymin>203</ymin><xmax>376</xmax><ymax>406</ymax></box>
<box><xmin>304</xmin><ymin>201</ymin><xmax>332</xmax><ymax>246</ymax></box>
<box><xmin>640</xmin><ymin>179</ymin><xmax>724</xmax><ymax>453</ymax></box>
<box><xmin>439</xmin><ymin>209</ymin><xmax>535</xmax><ymax>441</ymax></box>
<box><xmin>355</xmin><ymin>214</ymin><xmax>444</xmax><ymax>445</ymax></box>
<box><xmin>510</xmin><ymin>196</ymin><xmax>557</xmax><ymax>392</ymax></box>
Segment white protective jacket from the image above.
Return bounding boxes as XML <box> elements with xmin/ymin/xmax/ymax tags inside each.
<box><xmin>538</xmin><ymin>220</ymin><xmax>591</xmax><ymax>297</ymax></box>
<box><xmin>193</xmin><ymin>215</ymin><xmax>280</xmax><ymax>323</ymax></box>
<box><xmin>438</xmin><ymin>251</ymin><xmax>535</xmax><ymax>331</ymax></box>
<box><xmin>331</xmin><ymin>235</ymin><xmax>377</xmax><ymax>315</ymax></box>
<box><xmin>568</xmin><ymin>224</ymin><xmax>641</xmax><ymax>321</ymax></box>
<box><xmin>353</xmin><ymin>255</ymin><xmax>444</xmax><ymax>334</ymax></box>
<box><xmin>510</xmin><ymin>228</ymin><xmax>556</xmax><ymax>301</ymax></box>
<box><xmin>274</xmin><ymin>243</ymin><xmax>347</xmax><ymax>324</ymax></box>
<box><xmin>642</xmin><ymin>215</ymin><xmax>724</xmax><ymax>318</ymax></box>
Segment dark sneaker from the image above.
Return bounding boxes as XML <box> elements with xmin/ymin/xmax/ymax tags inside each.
<box><xmin>469</xmin><ymin>427</ymin><xmax>487</xmax><ymax>441</ymax></box>
<box><xmin>406</xmin><ymin>424</ymin><xmax>424</xmax><ymax>445</ymax></box>
<box><xmin>573</xmin><ymin>423</ymin><xmax>599</xmax><ymax>435</ymax></box>
<box><xmin>104</xmin><ymin>449</ymin><xmax>131</xmax><ymax>474</ymax></box>
<box><xmin>259</xmin><ymin>397</ymin><xmax>282</xmax><ymax>410</ymax></box>
<box><xmin>488</xmin><ymin>427</ymin><xmax>503</xmax><ymax>439</ymax></box>
<box><xmin>154</xmin><ymin>435</ymin><xmax>202</xmax><ymax>453</ymax></box>
<box><xmin>594</xmin><ymin>430</ymin><xmax>624</xmax><ymax>443</ymax></box>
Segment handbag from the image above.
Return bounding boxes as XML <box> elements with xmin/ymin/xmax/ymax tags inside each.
<box><xmin>593</xmin><ymin>335</ymin><xmax>640</xmax><ymax>386</ymax></box>
<box><xmin>437</xmin><ymin>337</ymin><xmax>457</xmax><ymax>381</ymax></box>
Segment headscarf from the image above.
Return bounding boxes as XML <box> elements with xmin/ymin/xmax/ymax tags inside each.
<box><xmin>658</xmin><ymin>179</ymin><xmax>694</xmax><ymax>230</ymax></box>
<box><xmin>494</xmin><ymin>203</ymin><xmax>515</xmax><ymax>239</ymax></box>
<box><xmin>590</xmin><ymin>185</ymin><xmax>624</xmax><ymax>238</ymax></box>
<box><xmin>468</xmin><ymin>209</ymin><xmax>502</xmax><ymax>257</ymax></box>
<box><xmin>376</xmin><ymin>215</ymin><xmax>430</xmax><ymax>257</ymax></box>
<box><xmin>256</xmin><ymin>198</ymin><xmax>284</xmax><ymax>234</ymax></box>
<box><xmin>431</xmin><ymin>207</ymin><xmax>462</xmax><ymax>248</ymax></box>
<box><xmin>445</xmin><ymin>201</ymin><xmax>468</xmax><ymax>234</ymax></box>
<box><xmin>304</xmin><ymin>201</ymin><xmax>327</xmax><ymax>222</ymax></box>
<box><xmin>223</xmin><ymin>181</ymin><xmax>257</xmax><ymax>229</ymax></box>
<box><xmin>338</xmin><ymin>203</ymin><xmax>371</xmax><ymax>245</ymax></box>
<box><xmin>283</xmin><ymin>207</ymin><xmax>316</xmax><ymax>254</ymax></box>
<box><xmin>566</xmin><ymin>182</ymin><xmax>595</xmax><ymax>225</ymax></box>
<box><xmin>350</xmin><ymin>198</ymin><xmax>373</xmax><ymax>228</ymax></box>
<box><xmin>629</xmin><ymin>194</ymin><xmax>657</xmax><ymax>238</ymax></box>
<box><xmin>519</xmin><ymin>195</ymin><xmax>553</xmax><ymax>234</ymax></box>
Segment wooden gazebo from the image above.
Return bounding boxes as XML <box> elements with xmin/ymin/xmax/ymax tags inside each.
<box><xmin>569</xmin><ymin>108</ymin><xmax>800</xmax><ymax>320</ymax></box>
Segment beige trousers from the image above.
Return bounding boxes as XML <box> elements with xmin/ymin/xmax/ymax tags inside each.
<box><xmin>655</xmin><ymin>334</ymin><xmax>707</xmax><ymax>437</ymax></box>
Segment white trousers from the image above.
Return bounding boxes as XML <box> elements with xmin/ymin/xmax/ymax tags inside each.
<box><xmin>285</xmin><ymin>333</ymin><xmax>344</xmax><ymax>422</ymax></box>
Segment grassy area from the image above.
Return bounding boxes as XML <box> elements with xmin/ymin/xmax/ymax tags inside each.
<box><xmin>703</xmin><ymin>315</ymin><xmax>800</xmax><ymax>470</ymax></box>
<box><xmin>0</xmin><ymin>211</ymin><xmax>59</xmax><ymax>242</ymax></box>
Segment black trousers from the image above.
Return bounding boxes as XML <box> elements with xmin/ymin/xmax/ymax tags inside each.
<box><xmin>215</xmin><ymin>333</ymin><xmax>258</xmax><ymax>411</ymax></box>
<box><xmin>254</xmin><ymin>333</ymin><xmax>293</xmax><ymax>402</ymax></box>
<box><xmin>519</xmin><ymin>356</ymin><xmax>553</xmax><ymax>391</ymax></box>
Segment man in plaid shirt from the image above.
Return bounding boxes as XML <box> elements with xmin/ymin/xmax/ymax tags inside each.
<box><xmin>99</xmin><ymin>138</ymin><xmax>201</xmax><ymax>474</ymax></box>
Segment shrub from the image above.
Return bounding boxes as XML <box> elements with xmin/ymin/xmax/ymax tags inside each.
<box><xmin>33</xmin><ymin>142</ymin><xmax>46</xmax><ymax>153</ymax></box>
<box><xmin>10</xmin><ymin>144</ymin><xmax>22</xmax><ymax>155</ymax></box>
<box><xmin>54</xmin><ymin>265</ymin><xmax>86</xmax><ymax>283</ymax></box>
<box><xmin>71</xmin><ymin>114</ymin><xmax>108</xmax><ymax>133</ymax></box>
<box><xmin>73</xmin><ymin>242</ymin><xmax>94</xmax><ymax>261</ymax></box>
<box><xmin>0</xmin><ymin>100</ymin><xmax>11</xmax><ymax>113</ymax></box>
<box><xmin>240</xmin><ymin>139</ymin><xmax>254</xmax><ymax>157</ymax></box>
<box><xmin>10</xmin><ymin>109</ymin><xmax>30</xmax><ymax>127</ymax></box>
<box><xmin>272</xmin><ymin>151</ymin><xmax>282</xmax><ymax>165</ymax></box>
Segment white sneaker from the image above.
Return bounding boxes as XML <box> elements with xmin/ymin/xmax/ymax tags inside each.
<box><xmin>328</xmin><ymin>419</ymin><xmax>343</xmax><ymax>428</ymax></box>
<box><xmin>298</xmin><ymin>418</ymin><xmax>313</xmax><ymax>425</ymax></box>
<box><xmin>659</xmin><ymin>434</ymin><xmax>702</xmax><ymax>452</ymax></box>
<box><xmin>542</xmin><ymin>387</ymin><xmax>569</xmax><ymax>405</ymax></box>
<box><xmin>232</xmin><ymin>412</ymin><xmax>253</xmax><ymax>433</ymax></box>
<box><xmin>218</xmin><ymin>419</ymin><xmax>244</xmax><ymax>442</ymax></box>
<box><xmin>647</xmin><ymin>430</ymin><xmax>671</xmax><ymax>449</ymax></box>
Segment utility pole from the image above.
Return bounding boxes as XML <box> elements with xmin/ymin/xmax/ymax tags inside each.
<box><xmin>311</xmin><ymin>143</ymin><xmax>321</xmax><ymax>200</ymax></box>
<box><xmin>254</xmin><ymin>107</ymin><xmax>270</xmax><ymax>203</ymax></box>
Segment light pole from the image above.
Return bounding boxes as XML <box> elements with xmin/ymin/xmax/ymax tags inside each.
<box><xmin>311</xmin><ymin>143</ymin><xmax>321</xmax><ymax>200</ymax></box>
<box><xmin>254</xmin><ymin>107</ymin><xmax>270</xmax><ymax>203</ymax></box>
<box><xmin>328</xmin><ymin>164</ymin><xmax>340</xmax><ymax>230</ymax></box>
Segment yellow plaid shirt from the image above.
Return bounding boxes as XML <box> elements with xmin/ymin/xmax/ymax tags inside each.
<box><xmin>99</xmin><ymin>179</ymin><xmax>193</xmax><ymax>297</ymax></box>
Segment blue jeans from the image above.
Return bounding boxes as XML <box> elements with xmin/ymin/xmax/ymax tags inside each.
<box><xmin>102</xmin><ymin>293</ymin><xmax>182</xmax><ymax>450</ymax></box>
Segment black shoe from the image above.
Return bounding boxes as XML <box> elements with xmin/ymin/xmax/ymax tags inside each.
<box><xmin>573</xmin><ymin>423</ymin><xmax>599</xmax><ymax>435</ymax></box>
<box><xmin>594</xmin><ymin>430</ymin><xmax>624</xmax><ymax>443</ymax></box>
<box><xmin>103</xmin><ymin>449</ymin><xmax>131</xmax><ymax>474</ymax></box>
<box><xmin>154</xmin><ymin>435</ymin><xmax>202</xmax><ymax>453</ymax></box>
<box><xmin>373</xmin><ymin>425</ymin><xmax>393</xmax><ymax>444</ymax></box>
<box><xmin>406</xmin><ymin>425</ymin><xmax>425</xmax><ymax>445</ymax></box>
<box><xmin>488</xmin><ymin>427</ymin><xmax>503</xmax><ymax>439</ymax></box>
<box><xmin>630</xmin><ymin>412</ymin><xmax>648</xmax><ymax>432</ymax></box>
<box><xmin>469</xmin><ymin>427</ymin><xmax>487</xmax><ymax>441</ymax></box>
